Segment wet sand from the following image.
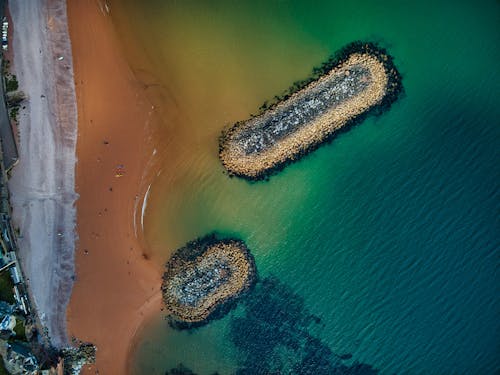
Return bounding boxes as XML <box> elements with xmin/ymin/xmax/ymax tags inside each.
<box><xmin>66</xmin><ymin>0</ymin><xmax>163</xmax><ymax>373</ymax></box>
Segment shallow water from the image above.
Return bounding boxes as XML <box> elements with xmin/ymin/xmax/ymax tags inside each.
<box><xmin>109</xmin><ymin>0</ymin><xmax>499</xmax><ymax>373</ymax></box>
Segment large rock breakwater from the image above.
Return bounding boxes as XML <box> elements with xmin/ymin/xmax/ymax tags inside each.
<box><xmin>219</xmin><ymin>41</ymin><xmax>403</xmax><ymax>180</ymax></box>
<box><xmin>161</xmin><ymin>234</ymin><xmax>256</xmax><ymax>327</ymax></box>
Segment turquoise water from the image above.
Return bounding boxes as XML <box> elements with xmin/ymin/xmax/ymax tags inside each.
<box><xmin>111</xmin><ymin>0</ymin><xmax>499</xmax><ymax>374</ymax></box>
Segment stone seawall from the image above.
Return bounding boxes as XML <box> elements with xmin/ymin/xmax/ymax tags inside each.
<box><xmin>162</xmin><ymin>234</ymin><xmax>256</xmax><ymax>328</ymax></box>
<box><xmin>219</xmin><ymin>41</ymin><xmax>403</xmax><ymax>180</ymax></box>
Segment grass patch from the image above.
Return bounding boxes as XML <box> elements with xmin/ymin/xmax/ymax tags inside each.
<box><xmin>0</xmin><ymin>356</ymin><xmax>8</xmax><ymax>375</ymax></box>
<box><xmin>8</xmin><ymin>106</ymin><xmax>18</xmax><ymax>122</ymax></box>
<box><xmin>0</xmin><ymin>270</ymin><xmax>15</xmax><ymax>305</ymax></box>
<box><xmin>4</xmin><ymin>74</ymin><xmax>18</xmax><ymax>92</ymax></box>
<box><xmin>1</xmin><ymin>59</ymin><xmax>10</xmax><ymax>75</ymax></box>
<box><xmin>13</xmin><ymin>319</ymin><xmax>26</xmax><ymax>341</ymax></box>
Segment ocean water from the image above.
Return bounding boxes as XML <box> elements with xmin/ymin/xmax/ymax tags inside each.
<box><xmin>109</xmin><ymin>0</ymin><xmax>500</xmax><ymax>374</ymax></box>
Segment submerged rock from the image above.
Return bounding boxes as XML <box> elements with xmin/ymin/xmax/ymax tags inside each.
<box><xmin>229</xmin><ymin>276</ymin><xmax>379</xmax><ymax>374</ymax></box>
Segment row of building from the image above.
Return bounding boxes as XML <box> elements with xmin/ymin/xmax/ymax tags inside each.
<box><xmin>0</xmin><ymin>6</ymin><xmax>93</xmax><ymax>374</ymax></box>
<box><xmin>0</xmin><ymin>10</ymin><xmax>40</xmax><ymax>373</ymax></box>
<box><xmin>0</xmin><ymin>114</ymin><xmax>38</xmax><ymax>374</ymax></box>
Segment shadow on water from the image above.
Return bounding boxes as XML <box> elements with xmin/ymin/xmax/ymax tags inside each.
<box><xmin>166</xmin><ymin>276</ymin><xmax>378</xmax><ymax>375</ymax></box>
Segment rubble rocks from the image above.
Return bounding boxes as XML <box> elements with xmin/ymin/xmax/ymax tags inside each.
<box><xmin>61</xmin><ymin>342</ymin><xmax>96</xmax><ymax>375</ymax></box>
<box><xmin>219</xmin><ymin>41</ymin><xmax>403</xmax><ymax>180</ymax></box>
<box><xmin>162</xmin><ymin>234</ymin><xmax>256</xmax><ymax>326</ymax></box>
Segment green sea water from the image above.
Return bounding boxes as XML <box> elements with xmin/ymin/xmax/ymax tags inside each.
<box><xmin>109</xmin><ymin>0</ymin><xmax>499</xmax><ymax>373</ymax></box>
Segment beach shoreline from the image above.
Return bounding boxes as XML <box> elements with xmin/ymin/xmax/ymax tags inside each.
<box><xmin>65</xmin><ymin>0</ymin><xmax>163</xmax><ymax>373</ymax></box>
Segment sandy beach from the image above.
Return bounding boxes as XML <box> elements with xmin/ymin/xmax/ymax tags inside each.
<box><xmin>8</xmin><ymin>0</ymin><xmax>78</xmax><ymax>347</ymax></box>
<box><xmin>65</xmin><ymin>0</ymin><xmax>164</xmax><ymax>373</ymax></box>
<box><xmin>7</xmin><ymin>0</ymin><xmax>163</xmax><ymax>370</ymax></box>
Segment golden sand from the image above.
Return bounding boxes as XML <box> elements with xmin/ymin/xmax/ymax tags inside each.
<box><xmin>66</xmin><ymin>1</ymin><xmax>163</xmax><ymax>373</ymax></box>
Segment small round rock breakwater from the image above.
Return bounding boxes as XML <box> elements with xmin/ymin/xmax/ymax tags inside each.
<box><xmin>162</xmin><ymin>234</ymin><xmax>256</xmax><ymax>326</ymax></box>
<box><xmin>219</xmin><ymin>41</ymin><xmax>403</xmax><ymax>180</ymax></box>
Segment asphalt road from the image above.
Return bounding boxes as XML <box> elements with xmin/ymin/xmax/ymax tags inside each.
<box><xmin>0</xmin><ymin>2</ymin><xmax>18</xmax><ymax>171</ymax></box>
<box><xmin>0</xmin><ymin>65</ymin><xmax>18</xmax><ymax>171</ymax></box>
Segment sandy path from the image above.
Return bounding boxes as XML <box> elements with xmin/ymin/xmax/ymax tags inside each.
<box><xmin>8</xmin><ymin>0</ymin><xmax>78</xmax><ymax>347</ymax></box>
<box><xmin>66</xmin><ymin>0</ymin><xmax>163</xmax><ymax>373</ymax></box>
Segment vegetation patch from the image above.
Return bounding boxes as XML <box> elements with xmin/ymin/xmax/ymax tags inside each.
<box><xmin>4</xmin><ymin>74</ymin><xmax>18</xmax><ymax>93</ymax></box>
<box><xmin>12</xmin><ymin>319</ymin><xmax>26</xmax><ymax>341</ymax></box>
<box><xmin>0</xmin><ymin>271</ymin><xmax>15</xmax><ymax>305</ymax></box>
<box><xmin>0</xmin><ymin>355</ymin><xmax>8</xmax><ymax>375</ymax></box>
<box><xmin>2</xmin><ymin>59</ymin><xmax>25</xmax><ymax>125</ymax></box>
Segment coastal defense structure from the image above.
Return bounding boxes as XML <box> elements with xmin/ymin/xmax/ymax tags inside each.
<box><xmin>219</xmin><ymin>42</ymin><xmax>403</xmax><ymax>180</ymax></box>
<box><xmin>162</xmin><ymin>234</ymin><xmax>256</xmax><ymax>327</ymax></box>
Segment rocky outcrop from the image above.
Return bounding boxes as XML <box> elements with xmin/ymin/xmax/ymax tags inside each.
<box><xmin>62</xmin><ymin>342</ymin><xmax>96</xmax><ymax>375</ymax></box>
<box><xmin>162</xmin><ymin>234</ymin><xmax>256</xmax><ymax>327</ymax></box>
<box><xmin>219</xmin><ymin>41</ymin><xmax>403</xmax><ymax>180</ymax></box>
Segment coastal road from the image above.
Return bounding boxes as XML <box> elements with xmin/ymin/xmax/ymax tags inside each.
<box><xmin>0</xmin><ymin>62</ymin><xmax>19</xmax><ymax>172</ymax></box>
<box><xmin>0</xmin><ymin>1</ymin><xmax>18</xmax><ymax>171</ymax></box>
